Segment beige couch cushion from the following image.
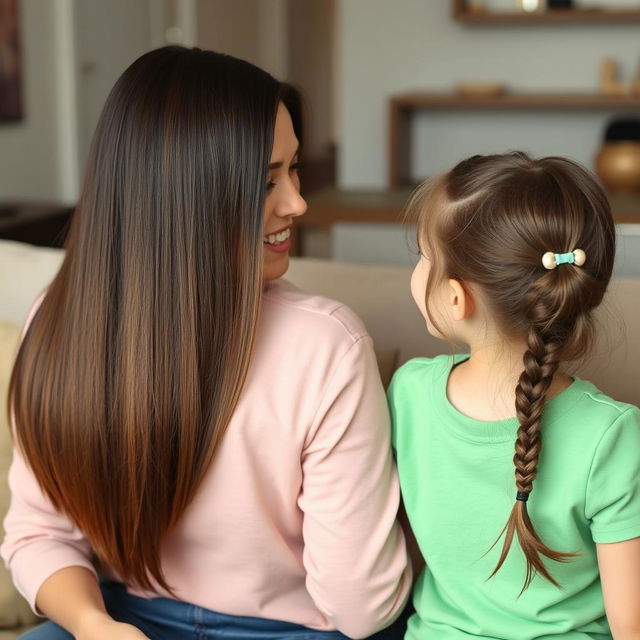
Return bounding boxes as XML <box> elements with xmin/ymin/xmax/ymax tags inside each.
<box><xmin>0</xmin><ymin>246</ymin><xmax>637</xmax><ymax>635</ymax></box>
<box><xmin>286</xmin><ymin>258</ymin><xmax>441</xmax><ymax>365</ymax></box>
<box><xmin>0</xmin><ymin>240</ymin><xmax>64</xmax><ymax>327</ymax></box>
<box><xmin>0</xmin><ymin>323</ymin><xmax>39</xmax><ymax>630</ymax></box>
<box><xmin>2</xmin><ymin>243</ymin><xmax>636</xmax><ymax>406</ymax></box>
<box><xmin>286</xmin><ymin>259</ymin><xmax>640</xmax><ymax>407</ymax></box>
<box><xmin>0</xmin><ymin>626</ymin><xmax>39</xmax><ymax>640</ymax></box>
<box><xmin>0</xmin><ymin>630</ymin><xmax>38</xmax><ymax>640</ymax></box>
<box><xmin>577</xmin><ymin>279</ymin><xmax>640</xmax><ymax>406</ymax></box>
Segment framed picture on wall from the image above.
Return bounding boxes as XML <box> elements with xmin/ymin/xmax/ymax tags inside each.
<box><xmin>0</xmin><ymin>0</ymin><xmax>22</xmax><ymax>122</ymax></box>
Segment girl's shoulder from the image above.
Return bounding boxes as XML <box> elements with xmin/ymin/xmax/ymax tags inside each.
<box><xmin>552</xmin><ymin>377</ymin><xmax>639</xmax><ymax>434</ymax></box>
<box><xmin>550</xmin><ymin>378</ymin><xmax>640</xmax><ymax>455</ymax></box>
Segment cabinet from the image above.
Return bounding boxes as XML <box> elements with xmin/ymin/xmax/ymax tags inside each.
<box><xmin>0</xmin><ymin>203</ymin><xmax>73</xmax><ymax>247</ymax></box>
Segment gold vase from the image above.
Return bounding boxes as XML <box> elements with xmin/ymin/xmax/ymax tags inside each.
<box><xmin>595</xmin><ymin>142</ymin><xmax>640</xmax><ymax>194</ymax></box>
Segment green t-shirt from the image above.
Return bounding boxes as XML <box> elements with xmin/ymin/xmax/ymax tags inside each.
<box><xmin>388</xmin><ymin>354</ymin><xmax>640</xmax><ymax>640</ymax></box>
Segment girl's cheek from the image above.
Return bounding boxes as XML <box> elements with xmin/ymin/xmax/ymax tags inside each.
<box><xmin>411</xmin><ymin>260</ymin><xmax>428</xmax><ymax>319</ymax></box>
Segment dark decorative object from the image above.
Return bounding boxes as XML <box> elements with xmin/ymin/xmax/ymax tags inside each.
<box><xmin>0</xmin><ymin>203</ymin><xmax>73</xmax><ymax>247</ymax></box>
<box><xmin>595</xmin><ymin>118</ymin><xmax>640</xmax><ymax>194</ymax></box>
<box><xmin>0</xmin><ymin>0</ymin><xmax>22</xmax><ymax>122</ymax></box>
<box><xmin>604</xmin><ymin>119</ymin><xmax>640</xmax><ymax>142</ymax></box>
<box><xmin>546</xmin><ymin>0</ymin><xmax>573</xmax><ymax>8</ymax></box>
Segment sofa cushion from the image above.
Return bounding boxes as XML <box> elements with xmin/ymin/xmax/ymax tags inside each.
<box><xmin>0</xmin><ymin>240</ymin><xmax>64</xmax><ymax>327</ymax></box>
<box><xmin>0</xmin><ymin>323</ymin><xmax>39</xmax><ymax>629</ymax></box>
<box><xmin>577</xmin><ymin>279</ymin><xmax>640</xmax><ymax>406</ymax></box>
<box><xmin>375</xmin><ymin>349</ymin><xmax>398</xmax><ymax>389</ymax></box>
<box><xmin>0</xmin><ymin>627</ymin><xmax>39</xmax><ymax>639</ymax></box>
<box><xmin>286</xmin><ymin>259</ymin><xmax>640</xmax><ymax>407</ymax></box>
<box><xmin>286</xmin><ymin>258</ymin><xmax>442</xmax><ymax>365</ymax></box>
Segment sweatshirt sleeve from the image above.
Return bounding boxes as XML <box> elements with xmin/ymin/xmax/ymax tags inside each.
<box><xmin>1</xmin><ymin>294</ymin><xmax>96</xmax><ymax>614</ymax></box>
<box><xmin>297</xmin><ymin>335</ymin><xmax>412</xmax><ymax>639</ymax></box>
<box><xmin>1</xmin><ymin>445</ymin><xmax>97</xmax><ymax>614</ymax></box>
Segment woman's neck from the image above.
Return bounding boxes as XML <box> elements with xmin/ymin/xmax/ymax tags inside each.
<box><xmin>446</xmin><ymin>341</ymin><xmax>572</xmax><ymax>422</ymax></box>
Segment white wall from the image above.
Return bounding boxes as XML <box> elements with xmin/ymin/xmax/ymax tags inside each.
<box><xmin>337</xmin><ymin>0</ymin><xmax>640</xmax><ymax>188</ymax></box>
<box><xmin>196</xmin><ymin>0</ymin><xmax>261</xmax><ymax>67</ymax></box>
<box><xmin>195</xmin><ymin>0</ymin><xmax>334</xmax><ymax>158</ymax></box>
<box><xmin>287</xmin><ymin>0</ymin><xmax>335</xmax><ymax>157</ymax></box>
<box><xmin>74</xmin><ymin>0</ymin><xmax>155</xmax><ymax>177</ymax></box>
<box><xmin>0</xmin><ymin>0</ymin><xmax>158</xmax><ymax>205</ymax></box>
<box><xmin>0</xmin><ymin>0</ymin><xmax>74</xmax><ymax>202</ymax></box>
<box><xmin>332</xmin><ymin>222</ymin><xmax>640</xmax><ymax>280</ymax></box>
<box><xmin>194</xmin><ymin>0</ymin><xmax>294</xmax><ymax>81</ymax></box>
<box><xmin>331</xmin><ymin>0</ymin><xmax>640</xmax><ymax>273</ymax></box>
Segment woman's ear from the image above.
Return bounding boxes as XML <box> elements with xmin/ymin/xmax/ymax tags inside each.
<box><xmin>447</xmin><ymin>279</ymin><xmax>475</xmax><ymax>322</ymax></box>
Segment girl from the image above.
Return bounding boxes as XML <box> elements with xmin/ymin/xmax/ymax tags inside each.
<box><xmin>2</xmin><ymin>47</ymin><xmax>411</xmax><ymax>639</ymax></box>
<box><xmin>389</xmin><ymin>153</ymin><xmax>640</xmax><ymax>639</ymax></box>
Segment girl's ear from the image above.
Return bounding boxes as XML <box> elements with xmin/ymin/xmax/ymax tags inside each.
<box><xmin>448</xmin><ymin>279</ymin><xmax>475</xmax><ymax>322</ymax></box>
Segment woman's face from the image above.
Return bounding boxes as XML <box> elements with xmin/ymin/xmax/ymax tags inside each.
<box><xmin>262</xmin><ymin>103</ymin><xmax>307</xmax><ymax>281</ymax></box>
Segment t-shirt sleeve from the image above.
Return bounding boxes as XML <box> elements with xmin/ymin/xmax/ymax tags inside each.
<box><xmin>298</xmin><ymin>335</ymin><xmax>411</xmax><ymax>639</ymax></box>
<box><xmin>585</xmin><ymin>406</ymin><xmax>640</xmax><ymax>544</ymax></box>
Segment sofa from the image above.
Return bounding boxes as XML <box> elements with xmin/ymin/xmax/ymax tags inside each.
<box><xmin>1</xmin><ymin>238</ymin><xmax>639</xmax><ymax>638</ymax></box>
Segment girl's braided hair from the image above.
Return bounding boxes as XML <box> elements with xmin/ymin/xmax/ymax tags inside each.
<box><xmin>411</xmin><ymin>152</ymin><xmax>615</xmax><ymax>591</ymax></box>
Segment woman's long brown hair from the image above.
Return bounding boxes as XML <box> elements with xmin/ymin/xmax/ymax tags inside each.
<box><xmin>410</xmin><ymin>152</ymin><xmax>615</xmax><ymax>592</ymax></box>
<box><xmin>8</xmin><ymin>47</ymin><xmax>302</xmax><ymax>593</ymax></box>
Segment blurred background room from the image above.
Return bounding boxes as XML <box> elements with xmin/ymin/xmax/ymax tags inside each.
<box><xmin>1</xmin><ymin>0</ymin><xmax>640</xmax><ymax>272</ymax></box>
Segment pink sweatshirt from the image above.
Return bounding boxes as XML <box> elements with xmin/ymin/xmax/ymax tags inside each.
<box><xmin>2</xmin><ymin>279</ymin><xmax>411</xmax><ymax>638</ymax></box>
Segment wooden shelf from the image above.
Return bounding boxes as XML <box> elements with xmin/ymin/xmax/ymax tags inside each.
<box><xmin>391</xmin><ymin>92</ymin><xmax>640</xmax><ymax>110</ymax></box>
<box><xmin>452</xmin><ymin>1</ymin><xmax>640</xmax><ymax>24</ymax></box>
<box><xmin>301</xmin><ymin>188</ymin><xmax>411</xmax><ymax>226</ymax></box>
<box><xmin>389</xmin><ymin>92</ymin><xmax>640</xmax><ymax>188</ymax></box>
<box><xmin>456</xmin><ymin>9</ymin><xmax>640</xmax><ymax>25</ymax></box>
<box><xmin>292</xmin><ymin>189</ymin><xmax>640</xmax><ymax>255</ymax></box>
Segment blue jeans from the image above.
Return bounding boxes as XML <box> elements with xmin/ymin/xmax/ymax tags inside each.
<box><xmin>19</xmin><ymin>581</ymin><xmax>411</xmax><ymax>639</ymax></box>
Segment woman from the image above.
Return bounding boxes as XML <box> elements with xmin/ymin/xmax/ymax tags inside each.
<box><xmin>1</xmin><ymin>47</ymin><xmax>411</xmax><ymax>639</ymax></box>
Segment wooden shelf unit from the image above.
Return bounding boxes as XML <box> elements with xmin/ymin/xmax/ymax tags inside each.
<box><xmin>291</xmin><ymin>188</ymin><xmax>640</xmax><ymax>256</ymax></box>
<box><xmin>388</xmin><ymin>92</ymin><xmax>640</xmax><ymax>188</ymax></box>
<box><xmin>452</xmin><ymin>0</ymin><xmax>640</xmax><ymax>24</ymax></box>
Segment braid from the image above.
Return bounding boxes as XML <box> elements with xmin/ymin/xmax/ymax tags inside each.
<box><xmin>489</xmin><ymin>323</ymin><xmax>577</xmax><ymax>592</ymax></box>
<box><xmin>514</xmin><ymin>328</ymin><xmax>559</xmax><ymax>498</ymax></box>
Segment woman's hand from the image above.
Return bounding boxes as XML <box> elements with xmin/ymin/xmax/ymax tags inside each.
<box><xmin>34</xmin><ymin>568</ymin><xmax>151</xmax><ymax>640</ymax></box>
<box><xmin>76</xmin><ymin>610</ymin><xmax>150</xmax><ymax>639</ymax></box>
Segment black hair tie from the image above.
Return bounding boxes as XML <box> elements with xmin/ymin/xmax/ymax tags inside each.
<box><xmin>516</xmin><ymin>491</ymin><xmax>530</xmax><ymax>502</ymax></box>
